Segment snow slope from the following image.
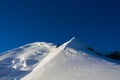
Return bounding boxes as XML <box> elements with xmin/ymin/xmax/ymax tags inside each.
<box><xmin>0</xmin><ymin>42</ymin><xmax>56</xmax><ymax>80</ymax></box>
<box><xmin>0</xmin><ymin>37</ymin><xmax>120</xmax><ymax>80</ymax></box>
<box><xmin>22</xmin><ymin>37</ymin><xmax>120</xmax><ymax>80</ymax></box>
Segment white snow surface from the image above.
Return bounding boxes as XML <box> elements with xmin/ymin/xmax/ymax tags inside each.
<box><xmin>0</xmin><ymin>42</ymin><xmax>56</xmax><ymax>80</ymax></box>
<box><xmin>0</xmin><ymin>37</ymin><xmax>120</xmax><ymax>80</ymax></box>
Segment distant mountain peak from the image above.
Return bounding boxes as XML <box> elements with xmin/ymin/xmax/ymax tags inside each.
<box><xmin>28</xmin><ymin>42</ymin><xmax>56</xmax><ymax>47</ymax></box>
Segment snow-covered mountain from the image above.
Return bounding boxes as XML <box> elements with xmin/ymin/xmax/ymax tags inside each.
<box><xmin>0</xmin><ymin>37</ymin><xmax>120</xmax><ymax>80</ymax></box>
<box><xmin>0</xmin><ymin>42</ymin><xmax>56</xmax><ymax>80</ymax></box>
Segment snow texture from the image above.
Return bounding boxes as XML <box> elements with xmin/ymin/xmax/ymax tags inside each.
<box><xmin>0</xmin><ymin>37</ymin><xmax>120</xmax><ymax>80</ymax></box>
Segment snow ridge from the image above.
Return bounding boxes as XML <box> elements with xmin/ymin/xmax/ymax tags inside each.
<box><xmin>22</xmin><ymin>38</ymin><xmax>120</xmax><ymax>80</ymax></box>
<box><xmin>0</xmin><ymin>37</ymin><xmax>120</xmax><ymax>80</ymax></box>
<box><xmin>32</xmin><ymin>37</ymin><xmax>75</xmax><ymax>72</ymax></box>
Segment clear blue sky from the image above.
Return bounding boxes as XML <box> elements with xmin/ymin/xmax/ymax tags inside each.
<box><xmin>0</xmin><ymin>0</ymin><xmax>120</xmax><ymax>53</ymax></box>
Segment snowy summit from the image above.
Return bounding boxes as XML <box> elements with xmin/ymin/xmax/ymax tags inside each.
<box><xmin>0</xmin><ymin>37</ymin><xmax>120</xmax><ymax>80</ymax></box>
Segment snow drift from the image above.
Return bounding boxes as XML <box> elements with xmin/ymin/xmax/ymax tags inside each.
<box><xmin>0</xmin><ymin>37</ymin><xmax>120</xmax><ymax>80</ymax></box>
<box><xmin>0</xmin><ymin>42</ymin><xmax>56</xmax><ymax>80</ymax></box>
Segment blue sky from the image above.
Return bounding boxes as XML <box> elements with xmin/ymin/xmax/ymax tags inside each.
<box><xmin>0</xmin><ymin>0</ymin><xmax>120</xmax><ymax>53</ymax></box>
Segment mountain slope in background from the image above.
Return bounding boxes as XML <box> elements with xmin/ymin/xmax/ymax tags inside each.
<box><xmin>0</xmin><ymin>42</ymin><xmax>56</xmax><ymax>80</ymax></box>
<box><xmin>0</xmin><ymin>37</ymin><xmax>120</xmax><ymax>80</ymax></box>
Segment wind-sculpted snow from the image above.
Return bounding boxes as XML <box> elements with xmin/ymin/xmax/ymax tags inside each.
<box><xmin>22</xmin><ymin>38</ymin><xmax>120</xmax><ymax>80</ymax></box>
<box><xmin>0</xmin><ymin>38</ymin><xmax>120</xmax><ymax>80</ymax></box>
<box><xmin>0</xmin><ymin>42</ymin><xmax>56</xmax><ymax>80</ymax></box>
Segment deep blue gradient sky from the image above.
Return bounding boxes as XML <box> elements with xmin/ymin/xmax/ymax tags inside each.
<box><xmin>0</xmin><ymin>0</ymin><xmax>120</xmax><ymax>53</ymax></box>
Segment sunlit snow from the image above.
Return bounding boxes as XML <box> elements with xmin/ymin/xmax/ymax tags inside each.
<box><xmin>0</xmin><ymin>37</ymin><xmax>120</xmax><ymax>80</ymax></box>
